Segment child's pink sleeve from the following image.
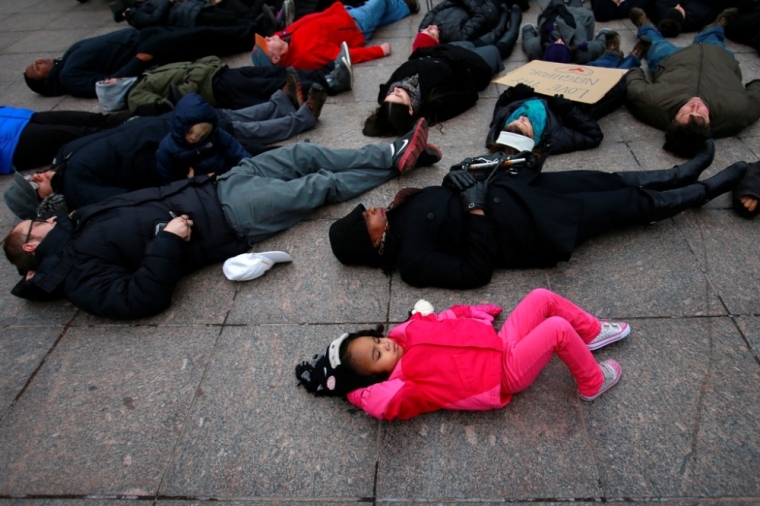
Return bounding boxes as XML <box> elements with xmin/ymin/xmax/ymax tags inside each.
<box><xmin>347</xmin><ymin>379</ymin><xmax>406</xmax><ymax>419</ymax></box>
<box><xmin>446</xmin><ymin>304</ymin><xmax>502</xmax><ymax>323</ymax></box>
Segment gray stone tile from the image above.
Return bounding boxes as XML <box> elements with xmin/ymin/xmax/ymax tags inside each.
<box><xmin>586</xmin><ymin>317</ymin><xmax>760</xmax><ymax>497</ymax></box>
<box><xmin>44</xmin><ymin>10</ymin><xmax>114</xmax><ymax>30</ymax></box>
<box><xmin>0</xmin><ymin>325</ymin><xmax>219</xmax><ymax>496</ymax></box>
<box><xmin>72</xmin><ymin>263</ymin><xmax>238</xmax><ymax>325</ymax></box>
<box><xmin>0</xmin><ymin>261</ymin><xmax>78</xmax><ymax>325</ymax></box>
<box><xmin>2</xmin><ymin>501</ymin><xmax>138</xmax><ymax>506</ymax></box>
<box><xmin>543</xmin><ymin>139</ymin><xmax>638</xmax><ymax>174</ymax></box>
<box><xmin>0</xmin><ymin>325</ymin><xmax>62</xmax><ymax>415</ymax></box>
<box><xmin>227</xmin><ymin>220</ymin><xmax>391</xmax><ymax>325</ymax></box>
<box><xmin>549</xmin><ymin>220</ymin><xmax>724</xmax><ymax>318</ymax></box>
<box><xmin>675</xmin><ymin>210</ymin><xmax>760</xmax><ymax>316</ymax></box>
<box><xmin>0</xmin><ymin>79</ymin><xmax>67</xmax><ymax>111</ymax></box>
<box><xmin>160</xmin><ymin>325</ymin><xmax>378</xmax><ymax>498</ymax></box>
<box><xmin>0</xmin><ymin>30</ymin><xmax>31</xmax><ymax>52</ymax></box>
<box><xmin>0</xmin><ymin>12</ymin><xmax>59</xmax><ymax>32</ymax></box>
<box><xmin>3</xmin><ymin>29</ymin><xmax>111</xmax><ymax>54</ymax></box>
<box><xmin>377</xmin><ymin>358</ymin><xmax>599</xmax><ymax>499</ymax></box>
<box><xmin>0</xmin><ymin>53</ymin><xmax>44</xmax><ymax>81</ymax></box>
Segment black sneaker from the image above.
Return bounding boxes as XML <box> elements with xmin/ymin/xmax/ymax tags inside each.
<box><xmin>325</xmin><ymin>41</ymin><xmax>353</xmax><ymax>93</ymax></box>
<box><xmin>415</xmin><ymin>144</ymin><xmax>442</xmax><ymax>168</ymax></box>
<box><xmin>306</xmin><ymin>83</ymin><xmax>327</xmax><ymax>119</ymax></box>
<box><xmin>109</xmin><ymin>0</ymin><xmax>127</xmax><ymax>22</ymax></box>
<box><xmin>390</xmin><ymin>118</ymin><xmax>428</xmax><ymax>173</ymax></box>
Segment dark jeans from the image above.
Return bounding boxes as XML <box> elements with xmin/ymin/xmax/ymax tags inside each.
<box><xmin>12</xmin><ymin>111</ymin><xmax>131</xmax><ymax>170</ymax></box>
<box><xmin>212</xmin><ymin>64</ymin><xmax>334</xmax><ymax>110</ymax></box>
<box><xmin>531</xmin><ymin>171</ymin><xmax>654</xmax><ymax>247</ymax></box>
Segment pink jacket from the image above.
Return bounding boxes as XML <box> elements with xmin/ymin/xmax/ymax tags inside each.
<box><xmin>347</xmin><ymin>304</ymin><xmax>513</xmax><ymax>420</ymax></box>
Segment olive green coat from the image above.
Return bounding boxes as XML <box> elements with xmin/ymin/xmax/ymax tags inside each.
<box><xmin>625</xmin><ymin>44</ymin><xmax>760</xmax><ymax>138</ymax></box>
<box><xmin>127</xmin><ymin>56</ymin><xmax>226</xmax><ymax>111</ymax></box>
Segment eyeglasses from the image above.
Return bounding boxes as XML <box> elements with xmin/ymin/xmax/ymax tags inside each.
<box><xmin>24</xmin><ymin>219</ymin><xmax>47</xmax><ymax>245</ymax></box>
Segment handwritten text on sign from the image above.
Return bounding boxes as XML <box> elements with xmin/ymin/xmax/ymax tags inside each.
<box><xmin>493</xmin><ymin>60</ymin><xmax>627</xmax><ymax>104</ymax></box>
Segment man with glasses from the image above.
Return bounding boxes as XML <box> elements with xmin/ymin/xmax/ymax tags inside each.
<box><xmin>2</xmin><ymin>120</ymin><xmax>440</xmax><ymax>319</ymax></box>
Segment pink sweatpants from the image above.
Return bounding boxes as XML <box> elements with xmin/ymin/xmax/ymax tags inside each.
<box><xmin>498</xmin><ymin>289</ymin><xmax>604</xmax><ymax>397</ymax></box>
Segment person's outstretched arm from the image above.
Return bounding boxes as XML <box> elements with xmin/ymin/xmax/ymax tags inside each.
<box><xmin>547</xmin><ymin>96</ymin><xmax>604</xmax><ymax>153</ymax></box>
<box><xmin>624</xmin><ymin>68</ymin><xmax>672</xmax><ymax>129</ymax></box>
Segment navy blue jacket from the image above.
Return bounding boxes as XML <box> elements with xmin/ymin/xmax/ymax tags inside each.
<box><xmin>12</xmin><ymin>177</ymin><xmax>249</xmax><ymax>319</ymax></box>
<box><xmin>47</xmin><ymin>29</ymin><xmax>146</xmax><ymax>98</ymax></box>
<box><xmin>155</xmin><ymin>94</ymin><xmax>250</xmax><ymax>184</ymax></box>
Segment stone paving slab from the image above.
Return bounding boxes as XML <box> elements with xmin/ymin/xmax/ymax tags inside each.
<box><xmin>0</xmin><ymin>325</ymin><xmax>219</xmax><ymax>496</ymax></box>
<box><xmin>160</xmin><ymin>325</ymin><xmax>378</xmax><ymax>498</ymax></box>
<box><xmin>0</xmin><ymin>326</ymin><xmax>62</xmax><ymax>415</ymax></box>
<box><xmin>587</xmin><ymin>317</ymin><xmax>760</xmax><ymax>498</ymax></box>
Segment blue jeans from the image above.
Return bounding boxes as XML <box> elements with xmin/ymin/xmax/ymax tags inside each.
<box><xmin>347</xmin><ymin>0</ymin><xmax>410</xmax><ymax>41</ymax></box>
<box><xmin>639</xmin><ymin>25</ymin><xmax>733</xmax><ymax>70</ymax></box>
<box><xmin>587</xmin><ymin>51</ymin><xmax>641</xmax><ymax>69</ymax></box>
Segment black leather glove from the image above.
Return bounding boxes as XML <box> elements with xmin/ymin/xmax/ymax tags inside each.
<box><xmin>510</xmin><ymin>83</ymin><xmax>535</xmax><ymax>100</ymax></box>
<box><xmin>460</xmin><ymin>181</ymin><xmax>488</xmax><ymax>212</ymax></box>
<box><xmin>548</xmin><ymin>94</ymin><xmax>575</xmax><ymax>116</ymax></box>
<box><xmin>443</xmin><ymin>169</ymin><xmax>477</xmax><ymax>190</ymax></box>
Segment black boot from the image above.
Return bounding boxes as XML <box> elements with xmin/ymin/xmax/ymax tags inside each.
<box><xmin>492</xmin><ymin>5</ymin><xmax>522</xmax><ymax>59</ymax></box>
<box><xmin>617</xmin><ymin>139</ymin><xmax>715</xmax><ymax>191</ymax></box>
<box><xmin>643</xmin><ymin>161</ymin><xmax>748</xmax><ymax>222</ymax></box>
<box><xmin>476</xmin><ymin>5</ymin><xmax>510</xmax><ymax>46</ymax></box>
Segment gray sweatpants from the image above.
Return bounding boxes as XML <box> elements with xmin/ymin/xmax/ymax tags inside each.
<box><xmin>217</xmin><ymin>90</ymin><xmax>316</xmax><ymax>146</ymax></box>
<box><xmin>216</xmin><ymin>142</ymin><xmax>396</xmax><ymax>243</ymax></box>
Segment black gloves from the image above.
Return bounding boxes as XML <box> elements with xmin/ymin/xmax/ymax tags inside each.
<box><xmin>460</xmin><ymin>181</ymin><xmax>488</xmax><ymax>212</ymax></box>
<box><xmin>510</xmin><ymin>83</ymin><xmax>535</xmax><ymax>100</ymax></box>
<box><xmin>442</xmin><ymin>169</ymin><xmax>477</xmax><ymax>190</ymax></box>
<box><xmin>443</xmin><ymin>170</ymin><xmax>488</xmax><ymax>212</ymax></box>
<box><xmin>496</xmin><ymin>83</ymin><xmax>535</xmax><ymax>108</ymax></box>
<box><xmin>548</xmin><ymin>94</ymin><xmax>575</xmax><ymax>116</ymax></box>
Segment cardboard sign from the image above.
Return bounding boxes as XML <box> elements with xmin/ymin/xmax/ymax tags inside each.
<box><xmin>492</xmin><ymin>60</ymin><xmax>627</xmax><ymax>104</ymax></box>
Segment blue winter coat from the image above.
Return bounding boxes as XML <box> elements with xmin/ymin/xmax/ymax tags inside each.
<box><xmin>0</xmin><ymin>107</ymin><xmax>34</xmax><ymax>174</ymax></box>
<box><xmin>155</xmin><ymin>93</ymin><xmax>251</xmax><ymax>184</ymax></box>
<box><xmin>46</xmin><ymin>29</ymin><xmax>146</xmax><ymax>97</ymax></box>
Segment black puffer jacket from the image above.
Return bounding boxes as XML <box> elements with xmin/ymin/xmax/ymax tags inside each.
<box><xmin>12</xmin><ymin>177</ymin><xmax>249</xmax><ymax>319</ymax></box>
<box><xmin>46</xmin><ymin>29</ymin><xmax>146</xmax><ymax>97</ymax></box>
<box><xmin>486</xmin><ymin>92</ymin><xmax>603</xmax><ymax>169</ymax></box>
<box><xmin>50</xmin><ymin>115</ymin><xmax>172</xmax><ymax>211</ymax></box>
<box><xmin>650</xmin><ymin>0</ymin><xmax>717</xmax><ymax>32</ymax></box>
<box><xmin>378</xmin><ymin>44</ymin><xmax>493</xmax><ymax>125</ymax></box>
<box><xmin>126</xmin><ymin>0</ymin><xmax>209</xmax><ymax>28</ymax></box>
<box><xmin>418</xmin><ymin>0</ymin><xmax>500</xmax><ymax>42</ymax></box>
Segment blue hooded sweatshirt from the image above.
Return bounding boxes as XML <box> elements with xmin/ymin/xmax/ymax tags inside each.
<box><xmin>155</xmin><ymin>93</ymin><xmax>250</xmax><ymax>184</ymax></box>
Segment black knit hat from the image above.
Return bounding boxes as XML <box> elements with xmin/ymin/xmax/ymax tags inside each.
<box><xmin>329</xmin><ymin>204</ymin><xmax>381</xmax><ymax>267</ymax></box>
<box><xmin>658</xmin><ymin>10</ymin><xmax>683</xmax><ymax>37</ymax></box>
<box><xmin>295</xmin><ymin>333</ymin><xmax>372</xmax><ymax>396</ymax></box>
<box><xmin>4</xmin><ymin>172</ymin><xmax>41</xmax><ymax>220</ymax></box>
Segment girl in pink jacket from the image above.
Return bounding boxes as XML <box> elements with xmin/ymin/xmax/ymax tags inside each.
<box><xmin>296</xmin><ymin>288</ymin><xmax>629</xmax><ymax>420</ymax></box>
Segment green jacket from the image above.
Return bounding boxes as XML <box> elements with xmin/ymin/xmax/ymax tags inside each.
<box><xmin>625</xmin><ymin>44</ymin><xmax>760</xmax><ymax>138</ymax></box>
<box><xmin>127</xmin><ymin>56</ymin><xmax>227</xmax><ymax>111</ymax></box>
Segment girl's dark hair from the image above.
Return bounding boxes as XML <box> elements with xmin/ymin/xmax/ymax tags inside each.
<box><xmin>363</xmin><ymin>102</ymin><xmax>417</xmax><ymax>137</ymax></box>
<box><xmin>339</xmin><ymin>325</ymin><xmax>388</xmax><ymax>382</ymax></box>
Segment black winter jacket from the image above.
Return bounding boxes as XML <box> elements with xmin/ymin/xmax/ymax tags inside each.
<box><xmin>12</xmin><ymin>177</ymin><xmax>249</xmax><ymax>319</ymax></box>
<box><xmin>650</xmin><ymin>0</ymin><xmax>717</xmax><ymax>32</ymax></box>
<box><xmin>486</xmin><ymin>94</ymin><xmax>603</xmax><ymax>168</ymax></box>
<box><xmin>47</xmin><ymin>29</ymin><xmax>146</xmax><ymax>97</ymax></box>
<box><xmin>378</xmin><ymin>44</ymin><xmax>493</xmax><ymax>125</ymax></box>
<box><xmin>418</xmin><ymin>0</ymin><xmax>500</xmax><ymax>42</ymax></box>
<box><xmin>126</xmin><ymin>0</ymin><xmax>209</xmax><ymax>28</ymax></box>
<box><xmin>50</xmin><ymin>115</ymin><xmax>172</xmax><ymax>211</ymax></box>
<box><xmin>382</xmin><ymin>171</ymin><xmax>582</xmax><ymax>289</ymax></box>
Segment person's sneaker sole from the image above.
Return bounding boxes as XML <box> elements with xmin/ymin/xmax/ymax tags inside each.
<box><xmin>588</xmin><ymin>322</ymin><xmax>630</xmax><ymax>350</ymax></box>
<box><xmin>579</xmin><ymin>360</ymin><xmax>622</xmax><ymax>401</ymax></box>
<box><xmin>396</xmin><ymin>118</ymin><xmax>428</xmax><ymax>173</ymax></box>
<box><xmin>339</xmin><ymin>41</ymin><xmax>353</xmax><ymax>89</ymax></box>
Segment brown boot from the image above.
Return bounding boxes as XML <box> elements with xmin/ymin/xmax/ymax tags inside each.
<box><xmin>629</xmin><ymin>7</ymin><xmax>652</xmax><ymax>28</ymax></box>
<box><xmin>282</xmin><ymin>67</ymin><xmax>303</xmax><ymax>109</ymax></box>
<box><xmin>604</xmin><ymin>30</ymin><xmax>623</xmax><ymax>59</ymax></box>
<box><xmin>701</xmin><ymin>7</ymin><xmax>739</xmax><ymax>32</ymax></box>
<box><xmin>630</xmin><ymin>36</ymin><xmax>652</xmax><ymax>59</ymax></box>
<box><xmin>305</xmin><ymin>83</ymin><xmax>327</xmax><ymax>119</ymax></box>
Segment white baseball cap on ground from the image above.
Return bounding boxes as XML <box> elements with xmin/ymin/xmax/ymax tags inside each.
<box><xmin>222</xmin><ymin>251</ymin><xmax>293</xmax><ymax>281</ymax></box>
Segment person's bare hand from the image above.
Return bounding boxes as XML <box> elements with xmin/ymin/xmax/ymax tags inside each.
<box><xmin>163</xmin><ymin>215</ymin><xmax>193</xmax><ymax>241</ymax></box>
<box><xmin>25</xmin><ymin>270</ymin><xmax>36</xmax><ymax>281</ymax></box>
<box><xmin>136</xmin><ymin>53</ymin><xmax>153</xmax><ymax>62</ymax></box>
<box><xmin>740</xmin><ymin>195</ymin><xmax>758</xmax><ymax>212</ymax></box>
<box><xmin>380</xmin><ymin>43</ymin><xmax>391</xmax><ymax>56</ymax></box>
<box><xmin>188</xmin><ymin>167</ymin><xmax>195</xmax><ymax>178</ymax></box>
